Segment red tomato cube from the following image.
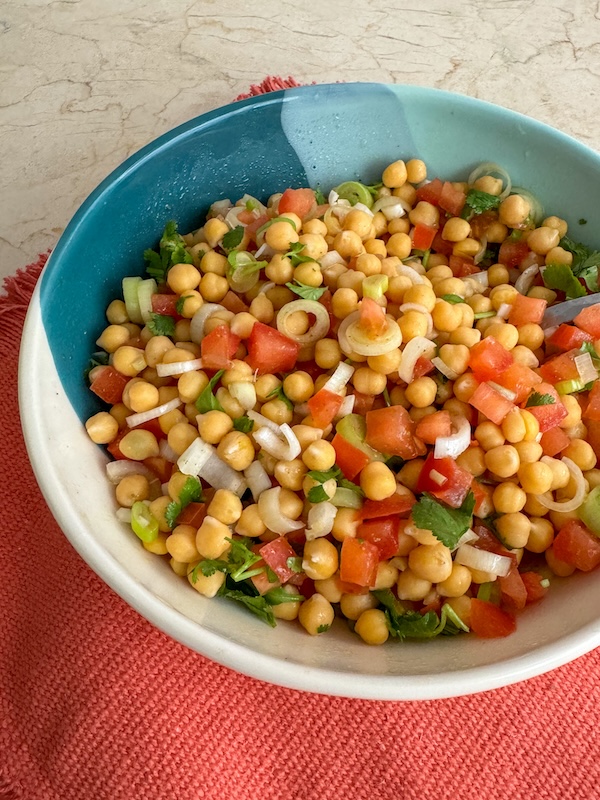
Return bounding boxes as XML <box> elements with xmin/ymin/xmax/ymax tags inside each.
<box><xmin>552</xmin><ymin>520</ymin><xmax>600</xmax><ymax>572</ymax></box>
<box><xmin>246</xmin><ymin>322</ymin><xmax>300</xmax><ymax>374</ymax></box>
<box><xmin>469</xmin><ymin>337</ymin><xmax>513</xmax><ymax>381</ymax></box>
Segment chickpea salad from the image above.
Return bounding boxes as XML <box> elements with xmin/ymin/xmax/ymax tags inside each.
<box><xmin>85</xmin><ymin>158</ymin><xmax>600</xmax><ymax>644</ymax></box>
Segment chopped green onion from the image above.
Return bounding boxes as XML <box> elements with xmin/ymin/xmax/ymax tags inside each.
<box><xmin>555</xmin><ymin>378</ymin><xmax>589</xmax><ymax>395</ymax></box>
<box><xmin>257</xmin><ymin>216</ymin><xmax>297</xmax><ymax>236</ymax></box>
<box><xmin>332</xmin><ymin>181</ymin><xmax>376</xmax><ymax>208</ymax></box>
<box><xmin>473</xmin><ymin>310</ymin><xmax>496</xmax><ymax>320</ymax></box>
<box><xmin>130</xmin><ymin>501</ymin><xmax>159</xmax><ymax>543</ymax></box>
<box><xmin>579</xmin><ymin>486</ymin><xmax>600</xmax><ymax>535</ymax></box>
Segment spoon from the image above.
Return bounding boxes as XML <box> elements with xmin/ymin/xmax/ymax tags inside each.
<box><xmin>541</xmin><ymin>293</ymin><xmax>600</xmax><ymax>329</ymax></box>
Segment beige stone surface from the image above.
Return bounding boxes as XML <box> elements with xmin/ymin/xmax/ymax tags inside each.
<box><xmin>2</xmin><ymin>0</ymin><xmax>599</xmax><ymax>278</ymax></box>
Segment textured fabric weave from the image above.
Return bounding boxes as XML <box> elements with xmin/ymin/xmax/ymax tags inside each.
<box><xmin>3</xmin><ymin>80</ymin><xmax>600</xmax><ymax>800</ymax></box>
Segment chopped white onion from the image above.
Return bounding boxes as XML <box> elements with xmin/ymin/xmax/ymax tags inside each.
<box><xmin>496</xmin><ymin>302</ymin><xmax>512</xmax><ymax>320</ymax></box>
<box><xmin>126</xmin><ymin>397</ymin><xmax>182</xmax><ymax>428</ymax></box>
<box><xmin>156</xmin><ymin>357</ymin><xmax>204</xmax><ymax>377</ymax></box>
<box><xmin>258</xmin><ymin>281</ymin><xmax>276</xmax><ymax>294</ymax></box>
<box><xmin>224</xmin><ymin>206</ymin><xmax>250</xmax><ymax>229</ymax></box>
<box><xmin>159</xmin><ymin>438</ymin><xmax>179</xmax><ymax>463</ymax></box>
<box><xmin>575</xmin><ymin>352</ymin><xmax>598</xmax><ymax>385</ymax></box>
<box><xmin>228</xmin><ymin>381</ymin><xmax>257</xmax><ymax>410</ymax></box>
<box><xmin>276</xmin><ymin>299</ymin><xmax>330</xmax><ymax>345</ymax></box>
<box><xmin>398</xmin><ymin>336</ymin><xmax>436</xmax><ymax>384</ymax></box>
<box><xmin>247</xmin><ymin>409</ymin><xmax>281</xmax><ymax>433</ymax></box>
<box><xmin>451</xmin><ymin>528</ymin><xmax>479</xmax><ymax>553</ymax></box>
<box><xmin>320</xmin><ymin>250</ymin><xmax>347</xmax><ymax>269</ymax></box>
<box><xmin>199</xmin><ymin>453</ymin><xmax>248</xmax><ymax>497</ymax></box>
<box><xmin>116</xmin><ymin>507</ymin><xmax>132</xmax><ymax>523</ymax></box>
<box><xmin>431</xmin><ymin>356</ymin><xmax>459</xmax><ymax>381</ymax></box>
<box><xmin>434</xmin><ymin>415</ymin><xmax>472</xmax><ymax>459</ymax></box>
<box><xmin>258</xmin><ymin>487</ymin><xmax>304</xmax><ymax>534</ymax></box>
<box><xmin>335</xmin><ymin>393</ymin><xmax>355</xmax><ymax>419</ymax></box>
<box><xmin>209</xmin><ymin>199</ymin><xmax>233</xmax><ymax>217</ymax></box>
<box><xmin>455</xmin><ymin>544</ymin><xmax>513</xmax><ymax>578</ymax></box>
<box><xmin>514</xmin><ymin>263</ymin><xmax>539</xmax><ymax>296</ymax></box>
<box><xmin>429</xmin><ymin>469</ymin><xmax>447</xmax><ymax>486</ymax></box>
<box><xmin>372</xmin><ymin>195</ymin><xmax>410</xmax><ymax>220</ymax></box>
<box><xmin>106</xmin><ymin>460</ymin><xmax>157</xmax><ymax>484</ymax></box>
<box><xmin>467</xmin><ymin>162</ymin><xmax>512</xmax><ymax>200</ymax></box>
<box><xmin>337</xmin><ymin>310</ymin><xmax>402</xmax><ymax>356</ymax></box>
<box><xmin>252</xmin><ymin>423</ymin><xmax>301</xmax><ymax>461</ymax></box>
<box><xmin>354</xmin><ymin>202</ymin><xmax>374</xmax><ymax>216</ymax></box>
<box><xmin>321</xmin><ymin>362</ymin><xmax>355</xmax><ymax>394</ymax></box>
<box><xmin>537</xmin><ymin>457</ymin><xmax>587</xmax><ymax>513</ymax></box>
<box><xmin>473</xmin><ymin>236</ymin><xmax>488</xmax><ymax>266</ymax></box>
<box><xmin>304</xmin><ymin>501</ymin><xmax>338</xmax><ymax>541</ymax></box>
<box><xmin>244</xmin><ymin>460</ymin><xmax>272</xmax><ymax>501</ymax></box>
<box><xmin>177</xmin><ymin>437</ymin><xmax>213</xmax><ymax>475</ymax></box>
<box><xmin>328</xmin><ymin>189</ymin><xmax>340</xmax><ymax>205</ymax></box>
<box><xmin>467</xmin><ymin>271</ymin><xmax>489</xmax><ymax>289</ymax></box>
<box><xmin>395</xmin><ymin>263</ymin><xmax>427</xmax><ymax>284</ymax></box>
<box><xmin>487</xmin><ymin>382</ymin><xmax>517</xmax><ymax>402</ymax></box>
<box><xmin>254</xmin><ymin>242</ymin><xmax>276</xmax><ymax>260</ymax></box>
<box><xmin>190</xmin><ymin>303</ymin><xmax>226</xmax><ymax>344</ymax></box>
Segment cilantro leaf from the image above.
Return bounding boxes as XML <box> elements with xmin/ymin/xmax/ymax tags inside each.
<box><xmin>227</xmin><ymin>537</ymin><xmax>265</xmax><ymax>582</ymax></box>
<box><xmin>144</xmin><ymin>220</ymin><xmax>193</xmax><ymax>283</ymax></box>
<box><xmin>373</xmin><ymin>590</ymin><xmax>469</xmax><ymax>639</ymax></box>
<box><xmin>525</xmin><ymin>392</ymin><xmax>556</xmax><ymax>407</ymax></box>
<box><xmin>314</xmin><ymin>186</ymin><xmax>326</xmax><ymax>205</ymax></box>
<box><xmin>542</xmin><ymin>262</ymin><xmax>586</xmax><ymax>300</ymax></box>
<box><xmin>232</xmin><ymin>416</ymin><xmax>254</xmax><ymax>433</ymax></box>
<box><xmin>285</xmin><ymin>281</ymin><xmax>327</xmax><ymax>301</ymax></box>
<box><xmin>264</xmin><ymin>587</ymin><xmax>304</xmax><ymax>605</ymax></box>
<box><xmin>316</xmin><ymin>624</ymin><xmax>331</xmax><ymax>634</ymax></box>
<box><xmin>221</xmin><ymin>226</ymin><xmax>245</xmax><ymax>252</ymax></box>
<box><xmin>85</xmin><ymin>350</ymin><xmax>110</xmax><ymax>381</ymax></box>
<box><xmin>286</xmin><ymin>556</ymin><xmax>303</xmax><ymax>573</ymax></box>
<box><xmin>307</xmin><ymin>466</ymin><xmax>363</xmax><ymax>496</ymax></box>
<box><xmin>462</xmin><ymin>189</ymin><xmax>501</xmax><ymax>218</ymax></box>
<box><xmin>218</xmin><ymin>587</ymin><xmax>276</xmax><ymax>627</ymax></box>
<box><xmin>195</xmin><ymin>369</ymin><xmax>225</xmax><ymax>414</ymax></box>
<box><xmin>267</xmin><ymin>385</ymin><xmax>293</xmax><ymax>411</ymax></box>
<box><xmin>308</xmin><ymin>484</ymin><xmax>331</xmax><ymax>504</ymax></box>
<box><xmin>165</xmin><ymin>476</ymin><xmax>204</xmax><ymax>529</ymax></box>
<box><xmin>147</xmin><ymin>313</ymin><xmax>176</xmax><ymax>337</ymax></box>
<box><xmin>412</xmin><ymin>491</ymin><xmax>475</xmax><ymax>549</ymax></box>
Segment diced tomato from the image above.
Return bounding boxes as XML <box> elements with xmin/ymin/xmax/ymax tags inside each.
<box><xmin>358</xmin><ymin>297</ymin><xmax>387</xmax><ymax>336</ymax></box>
<box><xmin>244</xmin><ymin>213</ymin><xmax>269</xmax><ymax>243</ymax></box>
<box><xmin>525</xmin><ymin>383</ymin><xmax>568</xmax><ymax>432</ymax></box>
<box><xmin>135</xmin><ymin>417</ymin><xmax>165</xmax><ymax>440</ymax></box>
<box><xmin>177</xmin><ymin>501</ymin><xmax>207</xmax><ymax>527</ymax></box>
<box><xmin>552</xmin><ymin>520</ymin><xmax>600</xmax><ymax>572</ymax></box>
<box><xmin>547</xmin><ymin>324</ymin><xmax>593</xmax><ymax>352</ymax></box>
<box><xmin>469</xmin><ymin>337</ymin><xmax>513</xmax><ymax>381</ymax></box>
<box><xmin>449</xmin><ymin>254</ymin><xmax>479</xmax><ymax>277</ymax></box>
<box><xmin>339</xmin><ymin>538</ymin><xmax>379</xmax><ymax>587</ymax></box>
<box><xmin>307</xmin><ymin>388</ymin><xmax>344</xmax><ymax>429</ymax></box>
<box><xmin>151</xmin><ymin>293</ymin><xmax>180</xmax><ymax>318</ymax></box>
<box><xmin>540</xmin><ymin>426</ymin><xmax>571</xmax><ymax>457</ymax></box>
<box><xmin>359</xmin><ymin>491</ymin><xmax>415</xmax><ymax>521</ymax></box>
<box><xmin>588</xmin><ymin>419</ymin><xmax>600</xmax><ymax>458</ymax></box>
<box><xmin>365</xmin><ymin>406</ymin><xmax>421</xmax><ymax>460</ymax></box>
<box><xmin>415</xmin><ymin>453</ymin><xmax>473</xmax><ymax>508</ymax></box>
<box><xmin>143</xmin><ymin>456</ymin><xmax>174</xmax><ymax>484</ymax></box>
<box><xmin>413</xmin><ymin>356</ymin><xmax>435</xmax><ymax>378</ymax></box>
<box><xmin>470</xmin><ymin>598</ymin><xmax>516</xmax><ymax>638</ymax></box>
<box><xmin>331</xmin><ymin>432</ymin><xmax>372</xmax><ymax>481</ymax></box>
<box><xmin>521</xmin><ymin>572</ymin><xmax>548</xmax><ymax>604</ymax></box>
<box><xmin>508</xmin><ymin>294</ymin><xmax>547</xmax><ymax>327</ymax></box>
<box><xmin>439</xmin><ymin>181</ymin><xmax>466</xmax><ymax>217</ymax></box>
<box><xmin>498</xmin><ymin>563</ymin><xmax>527</xmax><ymax>611</ymax></box>
<box><xmin>415</xmin><ymin>177</ymin><xmax>444</xmax><ymax>206</ymax></box>
<box><xmin>278</xmin><ymin>187</ymin><xmax>316</xmax><ymax>219</ymax></box>
<box><xmin>349</xmin><ymin>390</ymin><xmax>375</xmax><ymax>416</ymax></box>
<box><xmin>246</xmin><ymin>322</ymin><xmax>300</xmax><ymax>374</ymax></box>
<box><xmin>584</xmin><ymin>381</ymin><xmax>600</xmax><ymax>422</ymax></box>
<box><xmin>574</xmin><ymin>302</ymin><xmax>600</xmax><ymax>338</ymax></box>
<box><xmin>497</xmin><ymin>362</ymin><xmax>542</xmax><ymax>404</ymax></box>
<box><xmin>468</xmin><ymin>382</ymin><xmax>515</xmax><ymax>425</ymax></box>
<box><xmin>471</xmin><ymin>522</ymin><xmax>515</xmax><ymax>559</ymax></box>
<box><xmin>356</xmin><ymin>517</ymin><xmax>400</xmax><ymax>560</ymax></box>
<box><xmin>258</xmin><ymin>537</ymin><xmax>298</xmax><ymax>584</ymax></box>
<box><xmin>431</xmin><ymin>230</ymin><xmax>454</xmax><ymax>256</ymax></box>
<box><xmin>90</xmin><ymin>367</ymin><xmax>129</xmax><ymax>405</ymax></box>
<box><xmin>412</xmin><ymin>223</ymin><xmax>437</xmax><ymax>251</ymax></box>
<box><xmin>538</xmin><ymin>349</ymin><xmax>580</xmax><ymax>384</ymax></box>
<box><xmin>415</xmin><ymin>410</ymin><xmax>453</xmax><ymax>444</ymax></box>
<box><xmin>106</xmin><ymin>429</ymin><xmax>128</xmax><ymax>460</ymax></box>
<box><xmin>221</xmin><ymin>290</ymin><xmax>249</xmax><ymax>314</ymax></box>
<box><xmin>498</xmin><ymin>239</ymin><xmax>530</xmax><ymax>268</ymax></box>
<box><xmin>201</xmin><ymin>325</ymin><xmax>240</xmax><ymax>370</ymax></box>
<box><xmin>471</xmin><ymin>477</ymin><xmax>491</xmax><ymax>516</ymax></box>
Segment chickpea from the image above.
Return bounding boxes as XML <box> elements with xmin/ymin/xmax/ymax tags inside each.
<box><xmin>119</xmin><ymin>429</ymin><xmax>159</xmax><ymax>460</ymax></box>
<box><xmin>409</xmin><ymin>201</ymin><xmax>439</xmax><ymax>228</ymax></box>
<box><xmin>408</xmin><ymin>543</ymin><xmax>453</xmax><ymax>583</ymax></box>
<box><xmin>432</xmin><ymin>300</ymin><xmax>463</xmax><ymax>332</ymax></box>
<box><xmin>112</xmin><ymin>345</ymin><xmax>147</xmax><ymax>377</ymax></box>
<box><xmin>293</xmin><ymin>260</ymin><xmax>323</xmax><ymax>288</ymax></box>
<box><xmin>526</xmin><ymin>517</ymin><xmax>555</xmax><ymax>553</ymax></box>
<box><xmin>495</xmin><ymin>512</ymin><xmax>531</xmax><ymax>549</ymax></box>
<box><xmin>96</xmin><ymin>324</ymin><xmax>131</xmax><ymax>354</ymax></box>
<box><xmin>235</xmin><ymin>504</ymin><xmax>266</xmax><ymax>538</ymax></box>
<box><xmin>148</xmin><ymin>496</ymin><xmax>172</xmax><ymax>533</ymax></box>
<box><xmin>456</xmin><ymin>446</ymin><xmax>486</xmax><ymax>478</ymax></box>
<box><xmin>355</xmin><ymin>608</ymin><xmax>389</xmax><ymax>645</ymax></box>
<box><xmin>166</xmin><ymin>524</ymin><xmax>201</xmax><ymax>563</ymax></box>
<box><xmin>106</xmin><ymin>298</ymin><xmax>128</xmax><ymax>324</ymax></box>
<box><xmin>562</xmin><ymin>439</ymin><xmax>597</xmax><ymax>471</ymax></box>
<box><xmin>438</xmin><ymin>344</ymin><xmax>470</xmax><ymax>376</ymax></box>
<box><xmin>298</xmin><ymin>593</ymin><xmax>335</xmax><ymax>635</ymax></box>
<box><xmin>302</xmin><ymin>539</ymin><xmax>339</xmax><ymax>581</ymax></box>
<box><xmin>473</xmin><ymin>175</ymin><xmax>503</xmax><ymax>195</ymax></box>
<box><xmin>271</xmin><ymin>585</ymin><xmax>302</xmax><ymax>621</ymax></box>
<box><xmin>332</xmin><ymin>288</ymin><xmax>359</xmax><ymax>320</ymax></box>
<box><xmin>484</xmin><ymin>445</ymin><xmax>520</xmax><ymax>478</ymax></box>
<box><xmin>338</xmin><ymin>591</ymin><xmax>377</xmax><ymax>621</ymax></box>
<box><xmin>167</xmin><ymin>263</ymin><xmax>201</xmax><ymax>294</ymax></box>
<box><xmin>216</xmin><ymin>431</ymin><xmax>255</xmax><ymax>471</ymax></box>
<box><xmin>274</xmin><ymin>458</ymin><xmax>307</xmax><ymax>492</ymax></box>
<box><xmin>367</xmin><ymin>348</ymin><xmax>402</xmax><ymax>376</ymax></box>
<box><xmin>360</xmin><ymin>461</ymin><xmax>397</xmax><ymax>501</ymax></box>
<box><xmin>518</xmin><ymin>461</ymin><xmax>554</xmax><ymax>494</ymax></box>
<box><xmin>398</xmin><ymin>310</ymin><xmax>429</xmax><ymax>341</ymax></box>
<box><xmin>517</xmin><ymin>322</ymin><xmax>545</xmax><ymax>351</ymax></box>
<box><xmin>374</xmin><ymin>561</ymin><xmax>400</xmax><ymax>591</ymax></box>
<box><xmin>527</xmin><ymin>226</ymin><xmax>560</xmax><ymax>255</ymax></box>
<box><xmin>333</xmin><ymin>230</ymin><xmax>364</xmax><ymax>260</ymax></box>
<box><xmin>398</xmin><ymin>458</ymin><xmax>425</xmax><ymax>492</ymax></box>
<box><xmin>442</xmin><ymin>217</ymin><xmax>471</xmax><ymax>242</ymax></box>
<box><xmin>501</xmin><ymin>408</ymin><xmax>527</xmax><ymax>444</ymax></box>
<box><xmin>187</xmin><ymin>565</ymin><xmax>226</xmax><ymax>598</ymax></box>
<box><xmin>406</xmin><ymin>158</ymin><xmax>427</xmax><ymax>184</ymax></box>
<box><xmin>437</xmin><ymin>563</ymin><xmax>472</xmax><ymax>598</ymax></box>
<box><xmin>85</xmin><ymin>412</ymin><xmax>119</xmax><ymax>444</ymax></box>
<box><xmin>386</xmin><ymin>232</ymin><xmax>412</xmax><ymax>259</ymax></box>
<box><xmin>405</xmin><ymin>376</ymin><xmax>437</xmax><ymax>408</ymax></box>
<box><xmin>559</xmin><ymin>395</ymin><xmax>582</xmax><ymax>429</ymax></box>
<box><xmin>544</xmin><ymin>246</ymin><xmax>572</xmax><ymax>266</ymax></box>
<box><xmin>382</xmin><ymin>159</ymin><xmax>408</xmax><ymax>188</ymax></box>
<box><xmin>396</xmin><ymin>569</ymin><xmax>432</xmax><ymax>602</ymax></box>
<box><xmin>353</xmin><ymin>366</ymin><xmax>388</xmax><ymax>396</ymax></box>
<box><xmin>115</xmin><ymin>473</ymin><xmax>150</xmax><ymax>507</ymax></box>
<box><xmin>498</xmin><ymin>194</ymin><xmax>530</xmax><ymax>228</ymax></box>
<box><xmin>207</xmin><ymin>489</ymin><xmax>243</xmax><ymax>525</ymax></box>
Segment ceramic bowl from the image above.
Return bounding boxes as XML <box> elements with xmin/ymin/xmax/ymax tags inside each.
<box><xmin>19</xmin><ymin>83</ymin><xmax>600</xmax><ymax>700</ymax></box>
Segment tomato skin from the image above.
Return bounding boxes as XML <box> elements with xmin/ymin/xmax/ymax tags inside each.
<box><xmin>221</xmin><ymin>290</ymin><xmax>249</xmax><ymax>314</ymax></box>
<box><xmin>439</xmin><ymin>181</ymin><xmax>466</xmax><ymax>216</ymax></box>
<box><xmin>415</xmin><ymin>454</ymin><xmax>473</xmax><ymax>508</ymax></box>
<box><xmin>470</xmin><ymin>598</ymin><xmax>516</xmax><ymax>638</ymax></box>
<box><xmin>588</xmin><ymin>419</ymin><xmax>600</xmax><ymax>459</ymax></box>
<box><xmin>574</xmin><ymin>302</ymin><xmax>600</xmax><ymax>338</ymax></box>
<box><xmin>498</xmin><ymin>239</ymin><xmax>530</xmax><ymax>268</ymax></box>
<box><xmin>364</xmin><ymin>406</ymin><xmax>421</xmax><ymax>459</ymax></box>
<box><xmin>143</xmin><ymin>456</ymin><xmax>175</xmax><ymax>485</ymax></box>
<box><xmin>416</xmin><ymin>177</ymin><xmax>443</xmax><ymax>205</ymax></box>
<box><xmin>547</xmin><ymin>323</ymin><xmax>593</xmax><ymax>352</ymax></box>
<box><xmin>339</xmin><ymin>538</ymin><xmax>379</xmax><ymax>587</ymax></box>
<box><xmin>349</xmin><ymin>390</ymin><xmax>375</xmax><ymax>416</ymax></box>
<box><xmin>90</xmin><ymin>366</ymin><xmax>129</xmax><ymax>405</ymax></box>
<box><xmin>258</xmin><ymin>537</ymin><xmax>298</xmax><ymax>584</ymax></box>
<box><xmin>358</xmin><ymin>297</ymin><xmax>387</xmax><ymax>335</ymax></box>
<box><xmin>412</xmin><ymin>222</ymin><xmax>437</xmax><ymax>251</ymax></box>
<box><xmin>331</xmin><ymin>432</ymin><xmax>371</xmax><ymax>480</ymax></box>
<box><xmin>525</xmin><ymin>382</ymin><xmax>568</xmax><ymax>432</ymax></box>
<box><xmin>431</xmin><ymin>230</ymin><xmax>454</xmax><ymax>257</ymax></box>
<box><xmin>584</xmin><ymin>381</ymin><xmax>600</xmax><ymax>422</ymax></box>
<box><xmin>470</xmin><ymin>478</ymin><xmax>491</xmax><ymax>516</ymax></box>
<box><xmin>356</xmin><ymin>516</ymin><xmax>400</xmax><ymax>560</ymax></box>
<box><xmin>307</xmin><ymin>388</ymin><xmax>344</xmax><ymax>429</ymax></box>
<box><xmin>415</xmin><ymin>410</ymin><xmax>453</xmax><ymax>445</ymax></box>
<box><xmin>552</xmin><ymin>520</ymin><xmax>600</xmax><ymax>572</ymax></box>
<box><xmin>521</xmin><ymin>572</ymin><xmax>548</xmax><ymax>604</ymax></box>
<box><xmin>244</xmin><ymin>213</ymin><xmax>269</xmax><ymax>243</ymax></box>
<box><xmin>278</xmin><ymin>187</ymin><xmax>316</xmax><ymax>219</ymax></box>
<box><xmin>413</xmin><ymin>356</ymin><xmax>435</xmax><ymax>378</ymax></box>
<box><xmin>449</xmin><ymin>254</ymin><xmax>478</xmax><ymax>277</ymax></box>
<box><xmin>498</xmin><ymin>563</ymin><xmax>527</xmax><ymax>610</ymax></box>
<box><xmin>468</xmin><ymin>382</ymin><xmax>515</xmax><ymax>425</ymax></box>
<box><xmin>359</xmin><ymin>491</ymin><xmax>415</xmax><ymax>521</ymax></box>
<box><xmin>540</xmin><ymin>426</ymin><xmax>571</xmax><ymax>457</ymax></box>
<box><xmin>496</xmin><ymin>362</ymin><xmax>542</xmax><ymax>404</ymax></box>
<box><xmin>538</xmin><ymin>349</ymin><xmax>580</xmax><ymax>384</ymax></box>
<box><xmin>508</xmin><ymin>294</ymin><xmax>547</xmax><ymax>326</ymax></box>
<box><xmin>469</xmin><ymin>337</ymin><xmax>513</xmax><ymax>381</ymax></box>
<box><xmin>176</xmin><ymin>501</ymin><xmax>207</xmax><ymax>527</ymax></box>
<box><xmin>246</xmin><ymin>322</ymin><xmax>300</xmax><ymax>374</ymax></box>
<box><xmin>151</xmin><ymin>293</ymin><xmax>180</xmax><ymax>318</ymax></box>
<box><xmin>201</xmin><ymin>325</ymin><xmax>240</xmax><ymax>370</ymax></box>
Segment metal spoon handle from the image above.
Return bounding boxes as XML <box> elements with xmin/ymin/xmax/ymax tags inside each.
<box><xmin>542</xmin><ymin>294</ymin><xmax>600</xmax><ymax>329</ymax></box>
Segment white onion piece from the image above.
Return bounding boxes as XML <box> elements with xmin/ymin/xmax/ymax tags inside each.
<box><xmin>398</xmin><ymin>336</ymin><xmax>436</xmax><ymax>384</ymax></box>
<box><xmin>244</xmin><ymin>460</ymin><xmax>272</xmax><ymax>501</ymax></box>
<box><xmin>156</xmin><ymin>357</ymin><xmax>203</xmax><ymax>377</ymax></box>
<box><xmin>190</xmin><ymin>303</ymin><xmax>226</xmax><ymax>344</ymax></box>
<box><xmin>395</xmin><ymin>263</ymin><xmax>427</xmax><ymax>284</ymax></box>
<box><xmin>466</xmin><ymin>271</ymin><xmax>489</xmax><ymax>289</ymax></box>
<box><xmin>434</xmin><ymin>416</ymin><xmax>471</xmax><ymax>459</ymax></box>
<box><xmin>431</xmin><ymin>356</ymin><xmax>459</xmax><ymax>381</ymax></box>
<box><xmin>258</xmin><ymin>487</ymin><xmax>304</xmax><ymax>534</ymax></box>
<box><xmin>106</xmin><ymin>460</ymin><xmax>157</xmax><ymax>484</ymax></box>
<box><xmin>320</xmin><ymin>250</ymin><xmax>347</xmax><ymax>268</ymax></box>
<box><xmin>276</xmin><ymin>299</ymin><xmax>330</xmax><ymax>345</ymax></box>
<box><xmin>575</xmin><ymin>352</ymin><xmax>598</xmax><ymax>385</ymax></box>
<box><xmin>321</xmin><ymin>362</ymin><xmax>355</xmax><ymax>394</ymax></box>
<box><xmin>254</xmin><ymin>242</ymin><xmax>276</xmax><ymax>260</ymax></box>
<box><xmin>451</xmin><ymin>528</ymin><xmax>479</xmax><ymax>553</ymax></box>
<box><xmin>467</xmin><ymin>161</ymin><xmax>512</xmax><ymax>200</ymax></box>
<box><xmin>304</xmin><ymin>502</ymin><xmax>338</xmax><ymax>541</ymax></box>
<box><xmin>199</xmin><ymin>453</ymin><xmax>248</xmax><ymax>497</ymax></box>
<box><xmin>116</xmin><ymin>507</ymin><xmax>132</xmax><ymax>523</ymax></box>
<box><xmin>126</xmin><ymin>397</ymin><xmax>182</xmax><ymax>428</ymax></box>
<box><xmin>473</xmin><ymin>236</ymin><xmax>488</xmax><ymax>266</ymax></box>
<box><xmin>354</xmin><ymin>202</ymin><xmax>374</xmax><ymax>216</ymax></box>
<box><xmin>537</xmin><ymin>458</ymin><xmax>587</xmax><ymax>513</ymax></box>
<box><xmin>372</xmin><ymin>195</ymin><xmax>410</xmax><ymax>218</ymax></box>
<box><xmin>455</xmin><ymin>544</ymin><xmax>512</xmax><ymax>578</ymax></box>
<box><xmin>159</xmin><ymin>438</ymin><xmax>179</xmax><ymax>463</ymax></box>
<box><xmin>487</xmin><ymin>382</ymin><xmax>517</xmax><ymax>402</ymax></box>
<box><xmin>258</xmin><ymin>281</ymin><xmax>276</xmax><ymax>294</ymax></box>
<box><xmin>252</xmin><ymin>423</ymin><xmax>301</xmax><ymax>461</ymax></box>
<box><xmin>335</xmin><ymin>393</ymin><xmax>355</xmax><ymax>419</ymax></box>
<box><xmin>224</xmin><ymin>205</ymin><xmax>249</xmax><ymax>229</ymax></box>
<box><xmin>337</xmin><ymin>311</ymin><xmax>403</xmax><ymax>356</ymax></box>
<box><xmin>514</xmin><ymin>263</ymin><xmax>539</xmax><ymax>296</ymax></box>
<box><xmin>247</xmin><ymin>409</ymin><xmax>281</xmax><ymax>433</ymax></box>
<box><xmin>228</xmin><ymin>381</ymin><xmax>257</xmax><ymax>410</ymax></box>
<box><xmin>328</xmin><ymin>189</ymin><xmax>340</xmax><ymax>205</ymax></box>
<box><xmin>496</xmin><ymin>302</ymin><xmax>512</xmax><ymax>320</ymax></box>
<box><xmin>177</xmin><ymin>437</ymin><xmax>213</xmax><ymax>475</ymax></box>
<box><xmin>209</xmin><ymin>199</ymin><xmax>232</xmax><ymax>217</ymax></box>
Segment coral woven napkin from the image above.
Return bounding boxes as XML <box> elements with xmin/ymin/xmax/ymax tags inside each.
<box><xmin>3</xmin><ymin>80</ymin><xmax>600</xmax><ymax>800</ymax></box>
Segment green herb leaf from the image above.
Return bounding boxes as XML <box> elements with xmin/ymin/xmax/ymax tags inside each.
<box><xmin>307</xmin><ymin>466</ymin><xmax>363</xmax><ymax>499</ymax></box>
<box><xmin>264</xmin><ymin>587</ymin><xmax>304</xmax><ymax>605</ymax></box>
<box><xmin>542</xmin><ymin>262</ymin><xmax>586</xmax><ymax>300</ymax></box>
<box><xmin>257</xmin><ymin>216</ymin><xmax>298</xmax><ymax>236</ymax></box>
<box><xmin>190</xmin><ymin>558</ymin><xmax>229</xmax><ymax>580</ymax></box>
<box><xmin>286</xmin><ymin>556</ymin><xmax>303</xmax><ymax>573</ymax></box>
<box><xmin>462</xmin><ymin>189</ymin><xmax>501</xmax><ymax>218</ymax></box>
<box><xmin>307</xmin><ymin>467</ymin><xmax>341</xmax><ymax>483</ymax></box>
<box><xmin>412</xmin><ymin>491</ymin><xmax>475</xmax><ymax>550</ymax></box>
<box><xmin>441</xmin><ymin>294</ymin><xmax>464</xmax><ymax>304</ymax></box>
<box><xmin>147</xmin><ymin>313</ymin><xmax>176</xmax><ymax>337</ymax></box>
<box><xmin>316</xmin><ymin>624</ymin><xmax>331</xmax><ymax>634</ymax></box>
<box><xmin>85</xmin><ymin>351</ymin><xmax>110</xmax><ymax>381</ymax></box>
<box><xmin>218</xmin><ymin>587</ymin><xmax>276</xmax><ymax>627</ymax></box>
<box><xmin>144</xmin><ymin>220</ymin><xmax>193</xmax><ymax>283</ymax></box>
<box><xmin>195</xmin><ymin>369</ymin><xmax>225</xmax><ymax>414</ymax></box>
<box><xmin>373</xmin><ymin>589</ymin><xmax>440</xmax><ymax>640</ymax></box>
<box><xmin>525</xmin><ymin>391</ymin><xmax>556</xmax><ymax>407</ymax></box>
<box><xmin>226</xmin><ymin>537</ymin><xmax>265</xmax><ymax>582</ymax></box>
<box><xmin>232</xmin><ymin>416</ymin><xmax>254</xmax><ymax>433</ymax></box>
<box><xmin>165</xmin><ymin>477</ymin><xmax>204</xmax><ymax>529</ymax></box>
<box><xmin>221</xmin><ymin>226</ymin><xmax>245</xmax><ymax>252</ymax></box>
<box><xmin>267</xmin><ymin>385</ymin><xmax>294</xmax><ymax>411</ymax></box>
<box><xmin>473</xmin><ymin>310</ymin><xmax>496</xmax><ymax>320</ymax></box>
<box><xmin>314</xmin><ymin>186</ymin><xmax>326</xmax><ymax>205</ymax></box>
<box><xmin>308</xmin><ymin>484</ymin><xmax>331</xmax><ymax>504</ymax></box>
<box><xmin>176</xmin><ymin>295</ymin><xmax>190</xmax><ymax>315</ymax></box>
<box><xmin>285</xmin><ymin>281</ymin><xmax>327</xmax><ymax>301</ymax></box>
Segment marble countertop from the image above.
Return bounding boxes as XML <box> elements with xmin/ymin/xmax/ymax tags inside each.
<box><xmin>2</xmin><ymin>0</ymin><xmax>600</xmax><ymax>281</ymax></box>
